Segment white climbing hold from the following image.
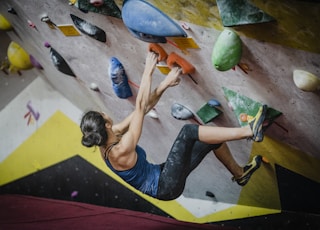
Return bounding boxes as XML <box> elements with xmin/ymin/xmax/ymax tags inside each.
<box><xmin>293</xmin><ymin>69</ymin><xmax>320</xmax><ymax>92</ymax></box>
<box><xmin>90</xmin><ymin>82</ymin><xmax>99</xmax><ymax>91</ymax></box>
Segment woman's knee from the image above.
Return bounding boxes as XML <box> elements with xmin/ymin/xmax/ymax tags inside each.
<box><xmin>157</xmin><ymin>186</ymin><xmax>184</xmax><ymax>201</ymax></box>
<box><xmin>157</xmin><ymin>192</ymin><xmax>181</xmax><ymax>201</ymax></box>
<box><xmin>180</xmin><ymin>124</ymin><xmax>199</xmax><ymax>139</ymax></box>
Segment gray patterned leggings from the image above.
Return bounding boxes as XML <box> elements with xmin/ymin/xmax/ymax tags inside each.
<box><xmin>156</xmin><ymin>124</ymin><xmax>221</xmax><ymax>200</ymax></box>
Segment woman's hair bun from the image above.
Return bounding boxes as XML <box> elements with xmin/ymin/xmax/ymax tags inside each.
<box><xmin>80</xmin><ymin>111</ymin><xmax>108</xmax><ymax>147</ymax></box>
<box><xmin>81</xmin><ymin>132</ymin><xmax>102</xmax><ymax>147</ymax></box>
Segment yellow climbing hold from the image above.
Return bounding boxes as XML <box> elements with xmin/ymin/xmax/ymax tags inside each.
<box><xmin>7</xmin><ymin>41</ymin><xmax>33</xmax><ymax>70</ymax></box>
<box><xmin>0</xmin><ymin>14</ymin><xmax>12</xmax><ymax>30</ymax></box>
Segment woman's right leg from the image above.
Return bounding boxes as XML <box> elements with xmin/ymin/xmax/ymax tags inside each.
<box><xmin>156</xmin><ymin>105</ymin><xmax>267</xmax><ymax>200</ymax></box>
<box><xmin>199</xmin><ymin>104</ymin><xmax>267</xmax><ymax>143</ymax></box>
<box><xmin>198</xmin><ymin>125</ymin><xmax>252</xmax><ymax>144</ymax></box>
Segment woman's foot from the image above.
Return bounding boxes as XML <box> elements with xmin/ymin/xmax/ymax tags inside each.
<box><xmin>248</xmin><ymin>105</ymin><xmax>267</xmax><ymax>142</ymax></box>
<box><xmin>232</xmin><ymin>155</ymin><xmax>262</xmax><ymax>186</ymax></box>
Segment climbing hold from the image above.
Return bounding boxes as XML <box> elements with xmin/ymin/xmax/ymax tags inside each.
<box><xmin>0</xmin><ymin>14</ymin><xmax>12</xmax><ymax>30</ymax></box>
<box><xmin>237</xmin><ymin>62</ymin><xmax>251</xmax><ymax>74</ymax></box>
<box><xmin>41</xmin><ymin>15</ymin><xmax>56</xmax><ymax>29</ymax></box>
<box><xmin>29</xmin><ymin>55</ymin><xmax>43</xmax><ymax>70</ymax></box>
<box><xmin>293</xmin><ymin>69</ymin><xmax>320</xmax><ymax>92</ymax></box>
<box><xmin>69</xmin><ymin>0</ymin><xmax>77</xmax><ymax>5</ymax></box>
<box><xmin>76</xmin><ymin>0</ymin><xmax>121</xmax><ymax>18</ymax></box>
<box><xmin>126</xmin><ymin>27</ymin><xmax>167</xmax><ymax>43</ymax></box>
<box><xmin>211</xmin><ymin>29</ymin><xmax>242</xmax><ymax>71</ymax></box>
<box><xmin>89</xmin><ymin>0</ymin><xmax>104</xmax><ymax>7</ymax></box>
<box><xmin>171</xmin><ymin>103</ymin><xmax>194</xmax><ymax>120</ymax></box>
<box><xmin>216</xmin><ymin>0</ymin><xmax>275</xmax><ymax>27</ymax></box>
<box><xmin>27</xmin><ymin>20</ymin><xmax>36</xmax><ymax>29</ymax></box>
<box><xmin>108</xmin><ymin>57</ymin><xmax>133</xmax><ymax>99</ymax></box>
<box><xmin>205</xmin><ymin>191</ymin><xmax>215</xmax><ymax>198</ymax></box>
<box><xmin>7</xmin><ymin>41</ymin><xmax>33</xmax><ymax>70</ymax></box>
<box><xmin>196</xmin><ymin>103</ymin><xmax>222</xmax><ymax>124</ymax></box>
<box><xmin>239</xmin><ymin>113</ymin><xmax>248</xmax><ymax>122</ymax></box>
<box><xmin>146</xmin><ymin>109</ymin><xmax>159</xmax><ymax>119</ymax></box>
<box><xmin>7</xmin><ymin>7</ymin><xmax>17</xmax><ymax>15</ymax></box>
<box><xmin>122</xmin><ymin>0</ymin><xmax>187</xmax><ymax>43</ymax></box>
<box><xmin>167</xmin><ymin>52</ymin><xmax>195</xmax><ymax>75</ymax></box>
<box><xmin>180</xmin><ymin>21</ymin><xmax>190</xmax><ymax>30</ymax></box>
<box><xmin>70</xmin><ymin>14</ymin><xmax>107</xmax><ymax>43</ymax></box>
<box><xmin>262</xmin><ymin>156</ymin><xmax>270</xmax><ymax>164</ymax></box>
<box><xmin>207</xmin><ymin>98</ymin><xmax>221</xmax><ymax>107</ymax></box>
<box><xmin>44</xmin><ymin>42</ymin><xmax>51</xmax><ymax>48</ymax></box>
<box><xmin>148</xmin><ymin>43</ymin><xmax>168</xmax><ymax>62</ymax></box>
<box><xmin>223</xmin><ymin>87</ymin><xmax>282</xmax><ymax>129</ymax></box>
<box><xmin>167</xmin><ymin>52</ymin><xmax>197</xmax><ymax>84</ymax></box>
<box><xmin>90</xmin><ymin>82</ymin><xmax>100</xmax><ymax>91</ymax></box>
<box><xmin>45</xmin><ymin>43</ymin><xmax>76</xmax><ymax>77</ymax></box>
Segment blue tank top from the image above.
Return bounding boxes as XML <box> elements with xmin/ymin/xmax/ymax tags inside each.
<box><xmin>105</xmin><ymin>145</ymin><xmax>161</xmax><ymax>197</ymax></box>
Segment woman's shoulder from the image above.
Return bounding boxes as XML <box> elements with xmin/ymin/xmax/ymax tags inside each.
<box><xmin>109</xmin><ymin>143</ymin><xmax>138</xmax><ymax>170</ymax></box>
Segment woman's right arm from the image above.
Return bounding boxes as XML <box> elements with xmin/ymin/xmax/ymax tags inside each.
<box><xmin>113</xmin><ymin>67</ymin><xmax>181</xmax><ymax>135</ymax></box>
<box><xmin>116</xmin><ymin>52</ymin><xmax>158</xmax><ymax>154</ymax></box>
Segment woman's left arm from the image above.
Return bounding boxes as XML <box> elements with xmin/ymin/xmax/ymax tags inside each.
<box><xmin>112</xmin><ymin>83</ymin><xmax>165</xmax><ymax>135</ymax></box>
<box><xmin>113</xmin><ymin>66</ymin><xmax>181</xmax><ymax>136</ymax></box>
<box><xmin>116</xmin><ymin>52</ymin><xmax>158</xmax><ymax>152</ymax></box>
<box><xmin>112</xmin><ymin>52</ymin><xmax>159</xmax><ymax>135</ymax></box>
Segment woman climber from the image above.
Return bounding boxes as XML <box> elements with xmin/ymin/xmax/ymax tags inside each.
<box><xmin>80</xmin><ymin>51</ymin><xmax>267</xmax><ymax>200</ymax></box>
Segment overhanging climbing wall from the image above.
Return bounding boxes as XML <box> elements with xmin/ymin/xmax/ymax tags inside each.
<box><xmin>1</xmin><ymin>0</ymin><xmax>320</xmax><ymax>228</ymax></box>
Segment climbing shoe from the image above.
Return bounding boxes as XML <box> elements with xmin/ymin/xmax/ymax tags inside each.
<box><xmin>232</xmin><ymin>155</ymin><xmax>262</xmax><ymax>186</ymax></box>
<box><xmin>248</xmin><ymin>105</ymin><xmax>267</xmax><ymax>142</ymax></box>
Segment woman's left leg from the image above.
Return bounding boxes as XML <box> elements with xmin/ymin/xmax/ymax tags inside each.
<box><xmin>156</xmin><ymin>124</ymin><xmax>220</xmax><ymax>200</ymax></box>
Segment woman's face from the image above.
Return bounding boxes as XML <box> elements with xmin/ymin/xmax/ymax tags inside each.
<box><xmin>89</xmin><ymin>0</ymin><xmax>104</xmax><ymax>7</ymax></box>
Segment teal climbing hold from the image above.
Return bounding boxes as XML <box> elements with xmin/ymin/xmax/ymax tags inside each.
<box><xmin>216</xmin><ymin>0</ymin><xmax>275</xmax><ymax>27</ymax></box>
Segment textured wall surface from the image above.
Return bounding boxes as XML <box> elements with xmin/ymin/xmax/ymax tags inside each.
<box><xmin>1</xmin><ymin>0</ymin><xmax>320</xmax><ymax>225</ymax></box>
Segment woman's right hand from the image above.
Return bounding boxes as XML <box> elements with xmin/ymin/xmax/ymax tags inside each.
<box><xmin>163</xmin><ymin>67</ymin><xmax>182</xmax><ymax>87</ymax></box>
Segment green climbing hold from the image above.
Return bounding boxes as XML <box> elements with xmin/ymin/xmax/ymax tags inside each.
<box><xmin>211</xmin><ymin>29</ymin><xmax>242</xmax><ymax>71</ymax></box>
<box><xmin>222</xmin><ymin>87</ymin><xmax>282</xmax><ymax>129</ymax></box>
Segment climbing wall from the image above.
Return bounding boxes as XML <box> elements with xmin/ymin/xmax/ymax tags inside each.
<box><xmin>1</xmin><ymin>0</ymin><xmax>320</xmax><ymax>228</ymax></box>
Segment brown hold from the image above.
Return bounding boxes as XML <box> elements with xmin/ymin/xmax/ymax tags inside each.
<box><xmin>148</xmin><ymin>43</ymin><xmax>168</xmax><ymax>62</ymax></box>
<box><xmin>167</xmin><ymin>52</ymin><xmax>195</xmax><ymax>75</ymax></box>
<box><xmin>262</xmin><ymin>156</ymin><xmax>270</xmax><ymax>163</ymax></box>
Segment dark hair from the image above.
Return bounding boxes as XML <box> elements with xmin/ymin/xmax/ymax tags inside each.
<box><xmin>80</xmin><ymin>111</ymin><xmax>108</xmax><ymax>147</ymax></box>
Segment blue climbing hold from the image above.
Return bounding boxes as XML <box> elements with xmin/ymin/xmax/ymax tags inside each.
<box><xmin>108</xmin><ymin>57</ymin><xmax>133</xmax><ymax>99</ymax></box>
<box><xmin>207</xmin><ymin>98</ymin><xmax>221</xmax><ymax>107</ymax></box>
<box><xmin>122</xmin><ymin>0</ymin><xmax>187</xmax><ymax>43</ymax></box>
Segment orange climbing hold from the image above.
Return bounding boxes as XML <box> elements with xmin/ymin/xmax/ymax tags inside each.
<box><xmin>239</xmin><ymin>113</ymin><xmax>248</xmax><ymax>122</ymax></box>
<box><xmin>262</xmin><ymin>156</ymin><xmax>270</xmax><ymax>163</ymax></box>
<box><xmin>148</xmin><ymin>43</ymin><xmax>168</xmax><ymax>62</ymax></box>
<box><xmin>167</xmin><ymin>52</ymin><xmax>195</xmax><ymax>75</ymax></box>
